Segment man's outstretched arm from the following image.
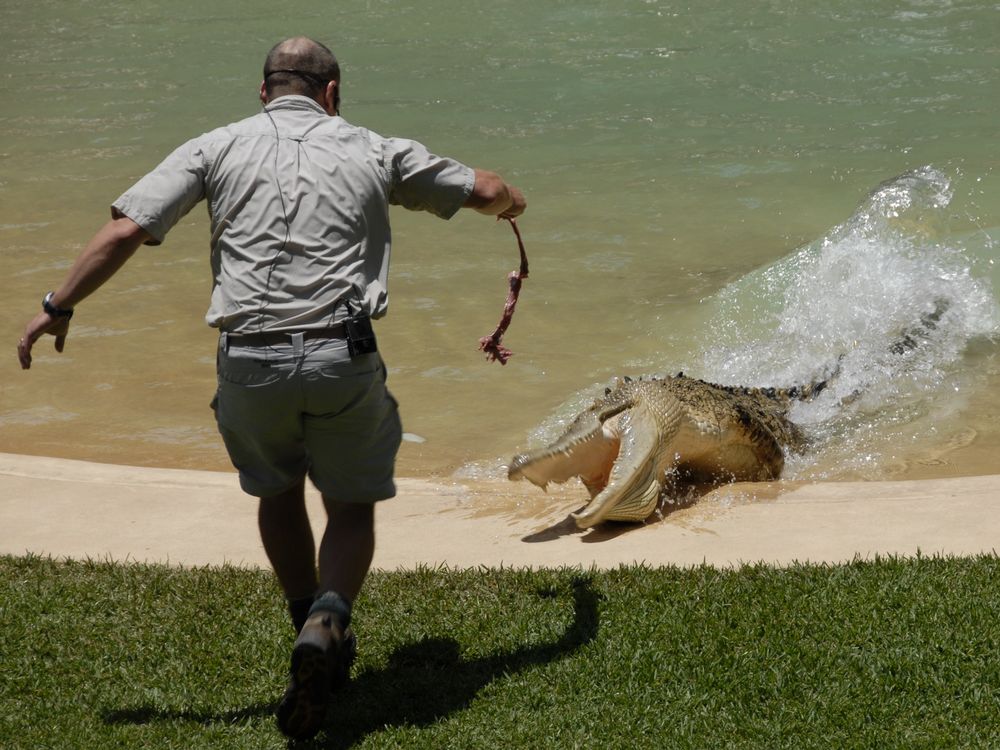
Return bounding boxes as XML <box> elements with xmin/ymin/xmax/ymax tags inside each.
<box><xmin>464</xmin><ymin>169</ymin><xmax>526</xmax><ymax>219</ymax></box>
<box><xmin>17</xmin><ymin>216</ymin><xmax>151</xmax><ymax>369</ymax></box>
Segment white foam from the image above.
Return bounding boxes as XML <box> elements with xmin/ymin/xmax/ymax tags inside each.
<box><xmin>701</xmin><ymin>166</ymin><xmax>1000</xmax><ymax>478</ymax></box>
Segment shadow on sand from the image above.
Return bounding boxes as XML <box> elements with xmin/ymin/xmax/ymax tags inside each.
<box><xmin>520</xmin><ymin>482</ymin><xmax>720</xmax><ymax>544</ymax></box>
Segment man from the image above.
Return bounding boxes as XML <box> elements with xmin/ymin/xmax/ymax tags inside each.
<box><xmin>17</xmin><ymin>36</ymin><xmax>525</xmax><ymax>740</ymax></box>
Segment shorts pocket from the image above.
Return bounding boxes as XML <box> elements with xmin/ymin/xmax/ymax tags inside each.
<box><xmin>218</xmin><ymin>356</ymin><xmax>282</xmax><ymax>387</ymax></box>
<box><xmin>311</xmin><ymin>352</ymin><xmax>382</xmax><ymax>381</ymax></box>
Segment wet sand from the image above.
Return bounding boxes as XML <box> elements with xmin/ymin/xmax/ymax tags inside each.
<box><xmin>2</xmin><ymin>452</ymin><xmax>998</xmax><ymax>569</ymax></box>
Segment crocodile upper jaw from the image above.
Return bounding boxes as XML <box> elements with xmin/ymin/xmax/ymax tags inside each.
<box><xmin>508</xmin><ymin>406</ymin><xmax>666</xmax><ymax>529</ymax></box>
<box><xmin>508</xmin><ymin>419</ymin><xmax>621</xmax><ymax>493</ymax></box>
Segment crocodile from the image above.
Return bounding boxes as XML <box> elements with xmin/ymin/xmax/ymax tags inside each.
<box><xmin>508</xmin><ymin>298</ymin><xmax>951</xmax><ymax>529</ymax></box>
<box><xmin>507</xmin><ymin>373</ymin><xmax>822</xmax><ymax>529</ymax></box>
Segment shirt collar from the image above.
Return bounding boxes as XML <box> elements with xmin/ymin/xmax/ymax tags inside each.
<box><xmin>263</xmin><ymin>94</ymin><xmax>328</xmax><ymax>115</ymax></box>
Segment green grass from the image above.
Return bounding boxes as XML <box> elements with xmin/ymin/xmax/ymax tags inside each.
<box><xmin>2</xmin><ymin>554</ymin><xmax>1000</xmax><ymax>749</ymax></box>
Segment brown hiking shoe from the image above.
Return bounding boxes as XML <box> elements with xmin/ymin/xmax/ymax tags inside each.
<box><xmin>275</xmin><ymin>610</ymin><xmax>353</xmax><ymax>740</ymax></box>
<box><xmin>332</xmin><ymin>627</ymin><xmax>357</xmax><ymax>690</ymax></box>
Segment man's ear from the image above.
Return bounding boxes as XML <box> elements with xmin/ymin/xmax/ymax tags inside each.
<box><xmin>259</xmin><ymin>81</ymin><xmax>268</xmax><ymax>106</ymax></box>
<box><xmin>324</xmin><ymin>80</ymin><xmax>339</xmax><ymax>115</ymax></box>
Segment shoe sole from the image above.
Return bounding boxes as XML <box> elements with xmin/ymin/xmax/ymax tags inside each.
<box><xmin>276</xmin><ymin>642</ymin><xmax>332</xmax><ymax>741</ymax></box>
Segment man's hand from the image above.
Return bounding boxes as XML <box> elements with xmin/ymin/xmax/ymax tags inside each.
<box><xmin>16</xmin><ymin>215</ymin><xmax>149</xmax><ymax>371</ymax></box>
<box><xmin>466</xmin><ymin>169</ymin><xmax>527</xmax><ymax>218</ymax></box>
<box><xmin>18</xmin><ymin>311</ymin><xmax>71</xmax><ymax>370</ymax></box>
<box><xmin>498</xmin><ymin>186</ymin><xmax>526</xmax><ymax>220</ymax></box>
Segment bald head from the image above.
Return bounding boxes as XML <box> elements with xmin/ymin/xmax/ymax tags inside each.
<box><xmin>263</xmin><ymin>37</ymin><xmax>340</xmax><ymax>106</ymax></box>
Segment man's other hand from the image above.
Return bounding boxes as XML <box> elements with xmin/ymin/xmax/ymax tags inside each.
<box><xmin>18</xmin><ymin>311</ymin><xmax>71</xmax><ymax>370</ymax></box>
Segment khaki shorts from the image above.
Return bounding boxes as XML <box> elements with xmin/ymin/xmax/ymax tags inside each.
<box><xmin>213</xmin><ymin>335</ymin><xmax>402</xmax><ymax>501</ymax></box>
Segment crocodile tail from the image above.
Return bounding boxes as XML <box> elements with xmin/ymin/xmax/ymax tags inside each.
<box><xmin>780</xmin><ymin>357</ymin><xmax>841</xmax><ymax>403</ymax></box>
<box><xmin>888</xmin><ymin>298</ymin><xmax>950</xmax><ymax>354</ymax></box>
<box><xmin>783</xmin><ymin>297</ymin><xmax>951</xmax><ymax>404</ymax></box>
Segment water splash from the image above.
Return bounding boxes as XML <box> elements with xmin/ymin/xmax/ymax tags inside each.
<box><xmin>482</xmin><ymin>167</ymin><xmax>999</xmax><ymax>484</ymax></box>
<box><xmin>701</xmin><ymin>166</ymin><xmax>1000</xmax><ymax>478</ymax></box>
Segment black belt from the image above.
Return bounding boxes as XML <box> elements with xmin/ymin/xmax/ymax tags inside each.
<box><xmin>223</xmin><ymin>325</ymin><xmax>346</xmax><ymax>348</ymax></box>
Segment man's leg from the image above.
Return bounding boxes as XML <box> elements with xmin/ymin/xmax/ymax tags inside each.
<box><xmin>275</xmin><ymin>347</ymin><xmax>393</xmax><ymax>739</ymax></box>
<box><xmin>257</xmin><ymin>479</ymin><xmax>318</xmax><ymax>629</ymax></box>
<box><xmin>275</xmin><ymin>497</ymin><xmax>372</xmax><ymax>741</ymax></box>
<box><xmin>317</xmin><ymin>497</ymin><xmax>374</xmax><ymax>602</ymax></box>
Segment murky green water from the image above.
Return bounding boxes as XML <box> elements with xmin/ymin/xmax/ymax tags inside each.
<box><xmin>2</xmin><ymin>0</ymin><xmax>998</xmax><ymax>481</ymax></box>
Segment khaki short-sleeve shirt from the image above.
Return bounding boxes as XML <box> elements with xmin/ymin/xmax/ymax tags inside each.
<box><xmin>111</xmin><ymin>95</ymin><xmax>475</xmax><ymax>332</ymax></box>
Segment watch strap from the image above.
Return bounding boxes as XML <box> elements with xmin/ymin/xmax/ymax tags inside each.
<box><xmin>42</xmin><ymin>292</ymin><xmax>74</xmax><ymax>319</ymax></box>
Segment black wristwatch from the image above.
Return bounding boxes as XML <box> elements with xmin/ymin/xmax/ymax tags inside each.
<box><xmin>42</xmin><ymin>291</ymin><xmax>74</xmax><ymax>319</ymax></box>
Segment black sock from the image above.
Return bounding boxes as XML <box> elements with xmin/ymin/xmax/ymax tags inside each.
<box><xmin>288</xmin><ymin>596</ymin><xmax>314</xmax><ymax>634</ymax></box>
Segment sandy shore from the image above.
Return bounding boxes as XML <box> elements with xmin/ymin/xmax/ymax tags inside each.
<box><xmin>1</xmin><ymin>452</ymin><xmax>998</xmax><ymax>569</ymax></box>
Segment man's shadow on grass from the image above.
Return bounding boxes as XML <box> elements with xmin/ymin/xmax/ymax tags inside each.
<box><xmin>313</xmin><ymin>576</ymin><xmax>599</xmax><ymax>747</ymax></box>
<box><xmin>103</xmin><ymin>576</ymin><xmax>600</xmax><ymax>747</ymax></box>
